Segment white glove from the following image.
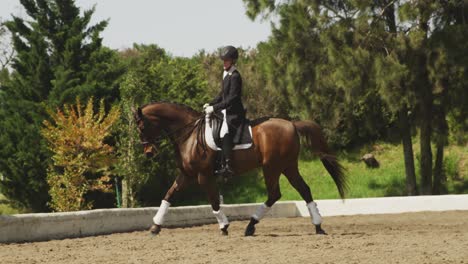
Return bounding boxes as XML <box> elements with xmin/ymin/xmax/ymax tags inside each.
<box><xmin>204</xmin><ymin>106</ymin><xmax>214</xmax><ymax>115</ymax></box>
<box><xmin>203</xmin><ymin>103</ymin><xmax>210</xmax><ymax>109</ymax></box>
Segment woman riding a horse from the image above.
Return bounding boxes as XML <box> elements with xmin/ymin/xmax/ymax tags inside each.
<box><xmin>133</xmin><ymin>47</ymin><xmax>347</xmax><ymax>237</ymax></box>
<box><xmin>204</xmin><ymin>45</ymin><xmax>246</xmax><ymax>179</ymax></box>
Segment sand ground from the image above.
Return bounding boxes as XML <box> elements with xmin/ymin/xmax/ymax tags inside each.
<box><xmin>1</xmin><ymin>211</ymin><xmax>467</xmax><ymax>264</ymax></box>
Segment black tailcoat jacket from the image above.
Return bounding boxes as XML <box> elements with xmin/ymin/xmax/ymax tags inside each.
<box><xmin>210</xmin><ymin>69</ymin><xmax>247</xmax><ymax>144</ymax></box>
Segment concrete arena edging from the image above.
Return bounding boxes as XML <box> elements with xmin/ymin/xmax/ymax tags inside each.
<box><xmin>1</xmin><ymin>194</ymin><xmax>468</xmax><ymax>243</ymax></box>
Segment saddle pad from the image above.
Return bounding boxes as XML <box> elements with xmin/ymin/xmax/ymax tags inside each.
<box><xmin>205</xmin><ymin>115</ymin><xmax>253</xmax><ymax>151</ymax></box>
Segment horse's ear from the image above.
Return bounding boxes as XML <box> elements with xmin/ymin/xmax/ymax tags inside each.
<box><xmin>131</xmin><ymin>106</ymin><xmax>143</xmax><ymax>121</ymax></box>
<box><xmin>137</xmin><ymin>107</ymin><xmax>143</xmax><ymax>118</ymax></box>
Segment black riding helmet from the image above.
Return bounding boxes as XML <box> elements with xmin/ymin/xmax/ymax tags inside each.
<box><xmin>220</xmin><ymin>45</ymin><xmax>238</xmax><ymax>61</ymax></box>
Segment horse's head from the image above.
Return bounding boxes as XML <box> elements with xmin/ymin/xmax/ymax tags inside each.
<box><xmin>133</xmin><ymin>102</ymin><xmax>203</xmax><ymax>158</ymax></box>
<box><xmin>133</xmin><ymin>106</ymin><xmax>162</xmax><ymax>158</ymax></box>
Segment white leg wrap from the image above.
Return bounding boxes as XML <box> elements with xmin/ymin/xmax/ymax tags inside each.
<box><xmin>307</xmin><ymin>201</ymin><xmax>322</xmax><ymax>225</ymax></box>
<box><xmin>213</xmin><ymin>209</ymin><xmax>229</xmax><ymax>229</ymax></box>
<box><xmin>252</xmin><ymin>203</ymin><xmax>271</xmax><ymax>221</ymax></box>
<box><xmin>153</xmin><ymin>200</ymin><xmax>171</xmax><ymax>225</ymax></box>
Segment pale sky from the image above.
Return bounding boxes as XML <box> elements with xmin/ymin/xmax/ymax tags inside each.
<box><xmin>0</xmin><ymin>0</ymin><xmax>273</xmax><ymax>57</ymax></box>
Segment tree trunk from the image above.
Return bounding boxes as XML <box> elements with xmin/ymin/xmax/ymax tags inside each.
<box><xmin>398</xmin><ymin>107</ymin><xmax>418</xmax><ymax>195</ymax></box>
<box><xmin>382</xmin><ymin>2</ymin><xmax>417</xmax><ymax>195</ymax></box>
<box><xmin>419</xmin><ymin>78</ymin><xmax>434</xmax><ymax>195</ymax></box>
<box><xmin>420</xmin><ymin>99</ymin><xmax>433</xmax><ymax>195</ymax></box>
<box><xmin>432</xmin><ymin>93</ymin><xmax>449</xmax><ymax>194</ymax></box>
<box><xmin>121</xmin><ymin>107</ymin><xmax>137</xmax><ymax>208</ymax></box>
<box><xmin>417</xmin><ymin>15</ymin><xmax>433</xmax><ymax>195</ymax></box>
<box><xmin>122</xmin><ymin>177</ymin><xmax>129</xmax><ymax>208</ymax></box>
<box><xmin>432</xmin><ymin>139</ymin><xmax>445</xmax><ymax>194</ymax></box>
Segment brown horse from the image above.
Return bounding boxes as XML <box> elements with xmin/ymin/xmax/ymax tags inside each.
<box><xmin>133</xmin><ymin>102</ymin><xmax>347</xmax><ymax>236</ymax></box>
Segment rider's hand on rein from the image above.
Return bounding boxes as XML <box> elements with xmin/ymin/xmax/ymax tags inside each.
<box><xmin>204</xmin><ymin>106</ymin><xmax>214</xmax><ymax>115</ymax></box>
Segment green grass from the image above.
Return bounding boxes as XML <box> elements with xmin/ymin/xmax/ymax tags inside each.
<box><xmin>0</xmin><ymin>193</ymin><xmax>20</xmax><ymax>215</ymax></box>
<box><xmin>445</xmin><ymin>146</ymin><xmax>468</xmax><ymax>194</ymax></box>
<box><xmin>225</xmin><ymin>141</ymin><xmax>468</xmax><ymax>203</ymax></box>
<box><xmin>221</xmin><ymin>169</ymin><xmax>267</xmax><ymax>204</ymax></box>
<box><xmin>292</xmin><ymin>145</ymin><xmax>408</xmax><ymax>200</ymax></box>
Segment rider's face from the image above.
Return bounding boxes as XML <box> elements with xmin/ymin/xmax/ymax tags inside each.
<box><xmin>223</xmin><ymin>59</ymin><xmax>233</xmax><ymax>70</ymax></box>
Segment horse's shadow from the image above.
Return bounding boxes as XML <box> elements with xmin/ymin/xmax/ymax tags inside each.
<box><xmin>261</xmin><ymin>233</ymin><xmax>313</xmax><ymax>238</ymax></box>
<box><xmin>259</xmin><ymin>231</ymin><xmax>367</xmax><ymax>238</ymax></box>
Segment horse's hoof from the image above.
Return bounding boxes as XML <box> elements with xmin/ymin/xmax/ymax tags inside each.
<box><xmin>244</xmin><ymin>224</ymin><xmax>255</xmax><ymax>236</ymax></box>
<box><xmin>244</xmin><ymin>217</ymin><xmax>259</xmax><ymax>236</ymax></box>
<box><xmin>220</xmin><ymin>224</ymin><xmax>229</xmax><ymax>236</ymax></box>
<box><xmin>315</xmin><ymin>224</ymin><xmax>327</xmax><ymax>235</ymax></box>
<box><xmin>149</xmin><ymin>224</ymin><xmax>161</xmax><ymax>235</ymax></box>
<box><xmin>244</xmin><ymin>225</ymin><xmax>256</xmax><ymax>236</ymax></box>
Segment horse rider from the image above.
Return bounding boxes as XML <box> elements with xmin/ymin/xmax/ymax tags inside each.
<box><xmin>204</xmin><ymin>45</ymin><xmax>246</xmax><ymax>178</ymax></box>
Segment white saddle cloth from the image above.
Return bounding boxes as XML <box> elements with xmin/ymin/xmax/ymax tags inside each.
<box><xmin>204</xmin><ymin>113</ymin><xmax>252</xmax><ymax>151</ymax></box>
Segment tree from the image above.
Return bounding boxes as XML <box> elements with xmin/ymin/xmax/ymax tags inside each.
<box><xmin>372</xmin><ymin>0</ymin><xmax>419</xmax><ymax>195</ymax></box>
<box><xmin>0</xmin><ymin>19</ymin><xmax>14</xmax><ymax>70</ymax></box>
<box><xmin>427</xmin><ymin>1</ymin><xmax>468</xmax><ymax>193</ymax></box>
<box><xmin>242</xmin><ymin>0</ymin><xmax>391</xmax><ymax>149</ymax></box>
<box><xmin>375</xmin><ymin>0</ymin><xmax>467</xmax><ymax>194</ymax></box>
<box><xmin>0</xmin><ymin>19</ymin><xmax>11</xmax><ymax>100</ymax></box>
<box><xmin>117</xmin><ymin>44</ymin><xmax>209</xmax><ymax>207</ymax></box>
<box><xmin>243</xmin><ymin>0</ymin><xmax>468</xmax><ymax>195</ymax></box>
<box><xmin>42</xmin><ymin>97</ymin><xmax>120</xmax><ymax>211</ymax></box>
<box><xmin>0</xmin><ymin>0</ymin><xmax>122</xmax><ymax>211</ymax></box>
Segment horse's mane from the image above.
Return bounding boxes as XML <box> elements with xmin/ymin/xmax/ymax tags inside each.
<box><xmin>140</xmin><ymin>101</ymin><xmax>201</xmax><ymax>117</ymax></box>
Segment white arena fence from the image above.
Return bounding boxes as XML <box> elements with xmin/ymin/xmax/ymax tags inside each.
<box><xmin>1</xmin><ymin>194</ymin><xmax>468</xmax><ymax>243</ymax></box>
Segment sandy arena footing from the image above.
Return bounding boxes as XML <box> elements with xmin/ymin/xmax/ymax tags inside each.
<box><xmin>1</xmin><ymin>210</ymin><xmax>467</xmax><ymax>264</ymax></box>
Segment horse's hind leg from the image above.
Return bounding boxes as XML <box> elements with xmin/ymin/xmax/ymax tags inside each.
<box><xmin>244</xmin><ymin>167</ymin><xmax>281</xmax><ymax>236</ymax></box>
<box><xmin>283</xmin><ymin>166</ymin><xmax>327</xmax><ymax>235</ymax></box>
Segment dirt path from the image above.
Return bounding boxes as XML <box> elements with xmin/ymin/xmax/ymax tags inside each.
<box><xmin>1</xmin><ymin>211</ymin><xmax>467</xmax><ymax>264</ymax></box>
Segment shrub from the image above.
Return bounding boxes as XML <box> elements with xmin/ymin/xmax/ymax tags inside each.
<box><xmin>42</xmin><ymin>97</ymin><xmax>120</xmax><ymax>211</ymax></box>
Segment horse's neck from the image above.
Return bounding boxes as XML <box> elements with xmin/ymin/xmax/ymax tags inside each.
<box><xmin>150</xmin><ymin>104</ymin><xmax>197</xmax><ymax>132</ymax></box>
<box><xmin>151</xmin><ymin>105</ymin><xmax>200</xmax><ymax>161</ymax></box>
<box><xmin>164</xmin><ymin>113</ymin><xmax>193</xmax><ymax>132</ymax></box>
<box><xmin>147</xmin><ymin>104</ymin><xmax>204</xmax><ymax>171</ymax></box>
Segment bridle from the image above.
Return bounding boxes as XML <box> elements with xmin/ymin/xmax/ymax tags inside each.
<box><xmin>137</xmin><ymin>113</ymin><xmax>208</xmax><ymax>157</ymax></box>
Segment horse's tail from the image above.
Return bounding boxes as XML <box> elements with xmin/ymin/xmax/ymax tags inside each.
<box><xmin>292</xmin><ymin>120</ymin><xmax>348</xmax><ymax>200</ymax></box>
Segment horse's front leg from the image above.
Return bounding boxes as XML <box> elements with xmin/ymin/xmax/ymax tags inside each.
<box><xmin>149</xmin><ymin>175</ymin><xmax>188</xmax><ymax>235</ymax></box>
<box><xmin>198</xmin><ymin>172</ymin><xmax>230</xmax><ymax>236</ymax></box>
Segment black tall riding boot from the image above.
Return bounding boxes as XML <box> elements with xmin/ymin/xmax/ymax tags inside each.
<box><xmin>215</xmin><ymin>133</ymin><xmax>234</xmax><ymax>179</ymax></box>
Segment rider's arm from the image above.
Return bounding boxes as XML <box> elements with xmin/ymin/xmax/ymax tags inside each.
<box><xmin>210</xmin><ymin>90</ymin><xmax>223</xmax><ymax>105</ymax></box>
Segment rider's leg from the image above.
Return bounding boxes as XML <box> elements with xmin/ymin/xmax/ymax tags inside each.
<box><xmin>216</xmin><ymin>133</ymin><xmax>234</xmax><ymax>177</ymax></box>
<box><xmin>223</xmin><ymin>133</ymin><xmax>233</xmax><ymax>171</ymax></box>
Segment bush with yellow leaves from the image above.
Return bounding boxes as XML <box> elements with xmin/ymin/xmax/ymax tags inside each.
<box><xmin>42</xmin><ymin>97</ymin><xmax>120</xmax><ymax>211</ymax></box>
